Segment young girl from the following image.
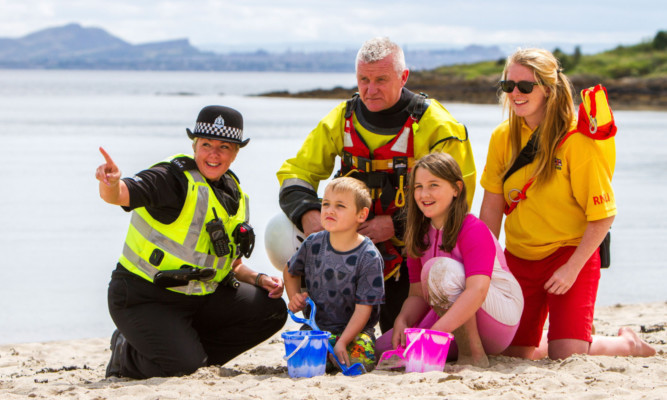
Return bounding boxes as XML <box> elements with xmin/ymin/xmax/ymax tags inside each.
<box><xmin>376</xmin><ymin>152</ymin><xmax>523</xmax><ymax>367</ymax></box>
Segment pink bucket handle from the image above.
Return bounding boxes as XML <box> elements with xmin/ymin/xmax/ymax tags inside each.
<box><xmin>402</xmin><ymin>329</ymin><xmax>425</xmax><ymax>358</ymax></box>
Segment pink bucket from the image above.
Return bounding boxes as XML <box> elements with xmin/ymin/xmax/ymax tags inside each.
<box><xmin>403</xmin><ymin>328</ymin><xmax>453</xmax><ymax>372</ymax></box>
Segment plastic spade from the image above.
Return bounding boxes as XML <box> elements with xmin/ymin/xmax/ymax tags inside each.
<box><xmin>376</xmin><ymin>346</ymin><xmax>407</xmax><ymax>370</ymax></box>
<box><xmin>287</xmin><ymin>297</ymin><xmax>366</xmax><ymax>376</ymax></box>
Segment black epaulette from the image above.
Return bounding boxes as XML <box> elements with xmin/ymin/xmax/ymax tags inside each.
<box><xmin>168</xmin><ymin>156</ymin><xmax>198</xmax><ymax>172</ymax></box>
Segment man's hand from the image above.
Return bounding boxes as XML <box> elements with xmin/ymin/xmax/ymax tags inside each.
<box><xmin>358</xmin><ymin>214</ymin><xmax>394</xmax><ymax>243</ymax></box>
<box><xmin>301</xmin><ymin>209</ymin><xmax>323</xmax><ymax>236</ymax></box>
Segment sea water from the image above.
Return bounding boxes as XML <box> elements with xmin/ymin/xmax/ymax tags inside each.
<box><xmin>0</xmin><ymin>70</ymin><xmax>664</xmax><ymax>344</ymax></box>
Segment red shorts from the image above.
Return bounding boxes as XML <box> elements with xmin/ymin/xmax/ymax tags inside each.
<box><xmin>506</xmin><ymin>246</ymin><xmax>601</xmax><ymax>347</ymax></box>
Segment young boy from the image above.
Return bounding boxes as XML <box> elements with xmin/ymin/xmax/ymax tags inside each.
<box><xmin>284</xmin><ymin>177</ymin><xmax>385</xmax><ymax>372</ymax></box>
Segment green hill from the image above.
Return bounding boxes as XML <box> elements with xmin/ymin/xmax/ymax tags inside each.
<box><xmin>263</xmin><ymin>31</ymin><xmax>667</xmax><ymax>110</ymax></box>
<box><xmin>412</xmin><ymin>31</ymin><xmax>667</xmax><ymax>109</ymax></box>
<box><xmin>432</xmin><ymin>30</ymin><xmax>667</xmax><ymax>80</ymax></box>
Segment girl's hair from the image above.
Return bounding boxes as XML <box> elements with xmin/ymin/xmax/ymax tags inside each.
<box><xmin>404</xmin><ymin>152</ymin><xmax>468</xmax><ymax>257</ymax></box>
<box><xmin>500</xmin><ymin>48</ymin><xmax>576</xmax><ymax>184</ymax></box>
<box><xmin>326</xmin><ymin>177</ymin><xmax>372</xmax><ymax>212</ymax></box>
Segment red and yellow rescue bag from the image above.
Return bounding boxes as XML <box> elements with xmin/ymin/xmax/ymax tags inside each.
<box><xmin>575</xmin><ymin>84</ymin><xmax>617</xmax><ymax>140</ymax></box>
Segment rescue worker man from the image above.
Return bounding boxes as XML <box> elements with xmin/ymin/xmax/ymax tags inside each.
<box><xmin>96</xmin><ymin>105</ymin><xmax>287</xmax><ymax>379</ymax></box>
<box><xmin>276</xmin><ymin>37</ymin><xmax>476</xmax><ymax>333</ymax></box>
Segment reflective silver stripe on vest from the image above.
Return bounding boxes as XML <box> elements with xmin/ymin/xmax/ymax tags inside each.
<box><xmin>183</xmin><ymin>185</ymin><xmax>209</xmax><ymax>251</ymax></box>
<box><xmin>129</xmin><ymin>210</ymin><xmax>216</xmax><ymax>268</ymax></box>
<box><xmin>190</xmin><ymin>170</ymin><xmax>206</xmax><ymax>184</ymax></box>
<box><xmin>184</xmin><ymin>170</ymin><xmax>212</xmax><ymax>257</ymax></box>
<box><xmin>244</xmin><ymin>194</ymin><xmax>250</xmax><ymax>222</ymax></box>
<box><xmin>123</xmin><ymin>242</ymin><xmax>160</xmax><ymax>279</ymax></box>
<box><xmin>127</xmin><ymin>169</ymin><xmax>216</xmax><ymax>269</ymax></box>
<box><xmin>122</xmin><ymin>243</ymin><xmax>218</xmax><ymax>295</ymax></box>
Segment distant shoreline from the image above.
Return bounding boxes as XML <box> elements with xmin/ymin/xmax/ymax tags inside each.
<box><xmin>259</xmin><ymin>74</ymin><xmax>667</xmax><ymax>111</ymax></box>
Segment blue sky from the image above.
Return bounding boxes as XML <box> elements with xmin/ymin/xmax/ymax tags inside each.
<box><xmin>1</xmin><ymin>1</ymin><xmax>664</xmax><ymax>53</ymax></box>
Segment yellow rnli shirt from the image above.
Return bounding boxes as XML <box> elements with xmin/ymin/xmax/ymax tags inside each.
<box><xmin>480</xmin><ymin>119</ymin><xmax>616</xmax><ymax>260</ymax></box>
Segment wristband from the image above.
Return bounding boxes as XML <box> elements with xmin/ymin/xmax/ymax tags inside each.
<box><xmin>254</xmin><ymin>273</ymin><xmax>267</xmax><ymax>287</ymax></box>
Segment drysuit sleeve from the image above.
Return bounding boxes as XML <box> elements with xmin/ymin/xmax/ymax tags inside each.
<box><xmin>416</xmin><ymin>100</ymin><xmax>477</xmax><ymax>208</ymax></box>
<box><xmin>276</xmin><ymin>102</ymin><xmax>346</xmax><ymax>231</ymax></box>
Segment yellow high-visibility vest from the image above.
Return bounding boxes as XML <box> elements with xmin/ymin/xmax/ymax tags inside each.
<box><xmin>119</xmin><ymin>154</ymin><xmax>248</xmax><ymax>295</ymax></box>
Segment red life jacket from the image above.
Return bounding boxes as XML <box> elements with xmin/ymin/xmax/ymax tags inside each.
<box><xmin>338</xmin><ymin>94</ymin><xmax>427</xmax><ymax>280</ymax></box>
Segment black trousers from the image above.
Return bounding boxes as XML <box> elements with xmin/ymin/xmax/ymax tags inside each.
<box><xmin>108</xmin><ymin>268</ymin><xmax>287</xmax><ymax>379</ymax></box>
<box><xmin>378</xmin><ymin>262</ymin><xmax>410</xmax><ymax>334</ymax></box>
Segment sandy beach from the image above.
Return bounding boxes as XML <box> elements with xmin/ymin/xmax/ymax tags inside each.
<box><xmin>1</xmin><ymin>302</ymin><xmax>665</xmax><ymax>399</ymax></box>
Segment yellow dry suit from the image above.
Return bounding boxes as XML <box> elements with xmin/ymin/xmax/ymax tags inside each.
<box><xmin>118</xmin><ymin>154</ymin><xmax>249</xmax><ymax>295</ymax></box>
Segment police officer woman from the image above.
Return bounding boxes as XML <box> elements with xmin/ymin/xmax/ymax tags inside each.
<box><xmin>96</xmin><ymin>105</ymin><xmax>287</xmax><ymax>379</ymax></box>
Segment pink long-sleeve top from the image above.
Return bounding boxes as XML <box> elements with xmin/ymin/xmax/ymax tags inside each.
<box><xmin>407</xmin><ymin>214</ymin><xmax>509</xmax><ymax>283</ymax></box>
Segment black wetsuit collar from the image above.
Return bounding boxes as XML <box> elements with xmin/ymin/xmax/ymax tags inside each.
<box><xmin>357</xmin><ymin>88</ymin><xmax>416</xmax><ymax>130</ymax></box>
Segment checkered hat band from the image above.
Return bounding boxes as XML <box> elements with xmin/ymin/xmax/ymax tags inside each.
<box><xmin>194</xmin><ymin>122</ymin><xmax>243</xmax><ymax>140</ymax></box>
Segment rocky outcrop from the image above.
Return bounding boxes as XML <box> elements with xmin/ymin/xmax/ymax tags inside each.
<box><xmin>260</xmin><ymin>74</ymin><xmax>667</xmax><ymax>110</ymax></box>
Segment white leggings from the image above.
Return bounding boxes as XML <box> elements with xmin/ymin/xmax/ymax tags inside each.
<box><xmin>423</xmin><ymin>257</ymin><xmax>523</xmax><ymax>327</ymax></box>
<box><xmin>377</xmin><ymin>257</ymin><xmax>523</xmax><ymax>356</ymax></box>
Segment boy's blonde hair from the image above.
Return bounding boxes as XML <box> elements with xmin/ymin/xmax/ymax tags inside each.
<box><xmin>325</xmin><ymin>177</ymin><xmax>372</xmax><ymax>212</ymax></box>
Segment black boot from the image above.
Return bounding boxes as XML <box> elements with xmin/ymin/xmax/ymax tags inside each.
<box><xmin>105</xmin><ymin>329</ymin><xmax>127</xmax><ymax>378</ymax></box>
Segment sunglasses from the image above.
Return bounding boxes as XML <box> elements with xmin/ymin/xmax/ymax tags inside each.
<box><xmin>499</xmin><ymin>80</ymin><xmax>540</xmax><ymax>94</ymax></box>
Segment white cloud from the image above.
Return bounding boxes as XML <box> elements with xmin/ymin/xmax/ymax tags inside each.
<box><xmin>0</xmin><ymin>0</ymin><xmax>663</xmax><ymax>51</ymax></box>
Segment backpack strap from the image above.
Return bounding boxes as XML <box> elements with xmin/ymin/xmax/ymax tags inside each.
<box><xmin>503</xmin><ymin>131</ymin><xmax>539</xmax><ymax>183</ymax></box>
<box><xmin>344</xmin><ymin>93</ymin><xmax>360</xmax><ymax>119</ymax></box>
<box><xmin>407</xmin><ymin>92</ymin><xmax>429</xmax><ymax>121</ymax></box>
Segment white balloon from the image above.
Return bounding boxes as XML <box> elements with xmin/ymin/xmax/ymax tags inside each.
<box><xmin>264</xmin><ymin>213</ymin><xmax>306</xmax><ymax>271</ymax></box>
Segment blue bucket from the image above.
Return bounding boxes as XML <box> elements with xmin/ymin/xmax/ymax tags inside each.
<box><xmin>282</xmin><ymin>330</ymin><xmax>331</xmax><ymax>378</ymax></box>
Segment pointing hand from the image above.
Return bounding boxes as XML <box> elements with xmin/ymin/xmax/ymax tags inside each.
<box><xmin>96</xmin><ymin>147</ymin><xmax>121</xmax><ymax>186</ymax></box>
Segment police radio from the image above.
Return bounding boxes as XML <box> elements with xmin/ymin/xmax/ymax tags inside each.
<box><xmin>233</xmin><ymin>222</ymin><xmax>256</xmax><ymax>258</ymax></box>
<box><xmin>206</xmin><ymin>208</ymin><xmax>231</xmax><ymax>257</ymax></box>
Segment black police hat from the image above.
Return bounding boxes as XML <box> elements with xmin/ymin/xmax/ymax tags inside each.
<box><xmin>186</xmin><ymin>105</ymin><xmax>249</xmax><ymax>147</ymax></box>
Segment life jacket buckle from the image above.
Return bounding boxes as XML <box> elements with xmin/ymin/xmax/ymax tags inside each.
<box><xmin>355</xmin><ymin>156</ymin><xmax>372</xmax><ymax>172</ymax></box>
<box><xmin>392</xmin><ymin>156</ymin><xmax>408</xmax><ymax>171</ymax></box>
<box><xmin>508</xmin><ymin>188</ymin><xmax>523</xmax><ymax>203</ymax></box>
<box><xmin>342</xmin><ymin>152</ymin><xmax>354</xmax><ymax>168</ymax></box>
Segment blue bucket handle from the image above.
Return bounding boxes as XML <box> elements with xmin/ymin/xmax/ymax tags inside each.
<box><xmin>287</xmin><ymin>297</ymin><xmax>366</xmax><ymax>376</ymax></box>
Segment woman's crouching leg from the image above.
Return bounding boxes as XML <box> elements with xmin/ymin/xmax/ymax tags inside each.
<box><xmin>197</xmin><ymin>282</ymin><xmax>287</xmax><ymax>366</ymax></box>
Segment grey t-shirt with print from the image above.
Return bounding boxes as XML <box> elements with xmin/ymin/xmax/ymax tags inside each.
<box><xmin>287</xmin><ymin>230</ymin><xmax>385</xmax><ymax>336</ymax></box>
